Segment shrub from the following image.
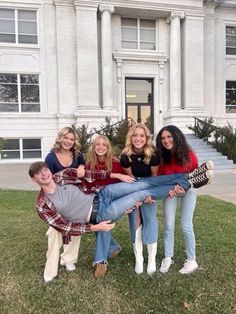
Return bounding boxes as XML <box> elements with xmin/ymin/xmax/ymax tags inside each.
<box><xmin>72</xmin><ymin>123</ymin><xmax>93</xmax><ymax>153</ymax></box>
<box><xmin>188</xmin><ymin>117</ymin><xmax>215</xmax><ymax>140</ymax></box>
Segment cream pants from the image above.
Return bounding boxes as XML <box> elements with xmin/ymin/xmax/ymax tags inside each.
<box><xmin>44</xmin><ymin>227</ymin><xmax>81</xmax><ymax>279</ymax></box>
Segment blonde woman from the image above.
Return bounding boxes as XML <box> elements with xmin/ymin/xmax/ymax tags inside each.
<box><xmin>120</xmin><ymin>124</ymin><xmax>159</xmax><ymax>274</ymax></box>
<box><xmin>45</xmin><ymin>126</ymin><xmax>85</xmax><ymax>174</ymax></box>
<box><xmin>85</xmin><ymin>135</ymin><xmax>135</xmax><ymax>279</ymax></box>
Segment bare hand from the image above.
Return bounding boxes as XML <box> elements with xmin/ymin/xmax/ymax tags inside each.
<box><xmin>118</xmin><ymin>174</ymin><xmax>136</xmax><ymax>183</ymax></box>
<box><xmin>143</xmin><ymin>195</ymin><xmax>157</xmax><ymax>204</ymax></box>
<box><xmin>90</xmin><ymin>221</ymin><xmax>115</xmax><ymax>232</ymax></box>
<box><xmin>77</xmin><ymin>165</ymin><xmax>85</xmax><ymax>178</ymax></box>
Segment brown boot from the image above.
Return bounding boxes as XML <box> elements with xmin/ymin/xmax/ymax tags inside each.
<box><xmin>93</xmin><ymin>263</ymin><xmax>107</xmax><ymax>279</ymax></box>
<box><xmin>109</xmin><ymin>247</ymin><xmax>122</xmax><ymax>259</ymax></box>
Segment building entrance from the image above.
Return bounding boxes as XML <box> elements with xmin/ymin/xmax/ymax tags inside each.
<box><xmin>125</xmin><ymin>78</ymin><xmax>154</xmax><ymax>132</ymax></box>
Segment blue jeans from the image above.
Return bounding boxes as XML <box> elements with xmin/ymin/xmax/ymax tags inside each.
<box><xmin>93</xmin><ymin>173</ymin><xmax>190</xmax><ymax>263</ymax></box>
<box><xmin>163</xmin><ymin>188</ymin><xmax>197</xmax><ymax>260</ymax></box>
<box><xmin>128</xmin><ymin>202</ymin><xmax>158</xmax><ymax>244</ymax></box>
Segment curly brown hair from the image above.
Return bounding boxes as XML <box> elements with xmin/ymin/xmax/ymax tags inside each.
<box><xmin>155</xmin><ymin>125</ymin><xmax>192</xmax><ymax>166</ymax></box>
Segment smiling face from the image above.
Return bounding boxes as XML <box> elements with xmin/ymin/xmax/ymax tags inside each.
<box><xmin>59</xmin><ymin>132</ymin><xmax>75</xmax><ymax>151</ymax></box>
<box><xmin>131</xmin><ymin>127</ymin><xmax>147</xmax><ymax>152</ymax></box>
<box><xmin>160</xmin><ymin>130</ymin><xmax>174</xmax><ymax>151</ymax></box>
<box><xmin>32</xmin><ymin>166</ymin><xmax>53</xmax><ymax>186</ymax></box>
<box><xmin>94</xmin><ymin>137</ymin><xmax>108</xmax><ymax>158</ymax></box>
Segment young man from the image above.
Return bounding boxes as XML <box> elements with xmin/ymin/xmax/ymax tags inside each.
<box><xmin>29</xmin><ymin>161</ymin><xmax>213</xmax><ymax>282</ymax></box>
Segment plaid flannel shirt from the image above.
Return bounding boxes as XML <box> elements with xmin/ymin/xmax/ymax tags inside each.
<box><xmin>35</xmin><ymin>168</ymin><xmax>111</xmax><ymax>244</ymax></box>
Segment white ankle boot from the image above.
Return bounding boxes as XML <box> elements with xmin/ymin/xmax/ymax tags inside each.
<box><xmin>133</xmin><ymin>226</ymin><xmax>143</xmax><ymax>274</ymax></box>
<box><xmin>147</xmin><ymin>242</ymin><xmax>157</xmax><ymax>275</ymax></box>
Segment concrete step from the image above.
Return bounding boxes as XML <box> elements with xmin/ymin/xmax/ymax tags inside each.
<box><xmin>184</xmin><ymin>133</ymin><xmax>236</xmax><ymax>172</ymax></box>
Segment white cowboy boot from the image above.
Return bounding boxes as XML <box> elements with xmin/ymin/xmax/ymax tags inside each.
<box><xmin>133</xmin><ymin>226</ymin><xmax>144</xmax><ymax>274</ymax></box>
<box><xmin>147</xmin><ymin>242</ymin><xmax>157</xmax><ymax>275</ymax></box>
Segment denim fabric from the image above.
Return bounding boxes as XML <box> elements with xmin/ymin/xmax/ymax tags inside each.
<box><xmin>93</xmin><ymin>173</ymin><xmax>190</xmax><ymax>263</ymax></box>
<box><xmin>163</xmin><ymin>188</ymin><xmax>197</xmax><ymax>259</ymax></box>
<box><xmin>93</xmin><ymin>231</ymin><xmax>120</xmax><ymax>264</ymax></box>
<box><xmin>128</xmin><ymin>202</ymin><xmax>158</xmax><ymax>244</ymax></box>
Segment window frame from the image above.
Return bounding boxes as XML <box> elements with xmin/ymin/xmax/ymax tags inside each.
<box><xmin>0</xmin><ymin>7</ymin><xmax>38</xmax><ymax>46</ymax></box>
<box><xmin>0</xmin><ymin>138</ymin><xmax>42</xmax><ymax>160</ymax></box>
<box><xmin>121</xmin><ymin>17</ymin><xmax>157</xmax><ymax>51</ymax></box>
<box><xmin>226</xmin><ymin>80</ymin><xmax>236</xmax><ymax>114</ymax></box>
<box><xmin>226</xmin><ymin>25</ymin><xmax>236</xmax><ymax>56</ymax></box>
<box><xmin>0</xmin><ymin>73</ymin><xmax>40</xmax><ymax>113</ymax></box>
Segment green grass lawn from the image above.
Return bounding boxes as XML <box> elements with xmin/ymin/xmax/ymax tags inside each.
<box><xmin>0</xmin><ymin>190</ymin><xmax>235</xmax><ymax>314</ymax></box>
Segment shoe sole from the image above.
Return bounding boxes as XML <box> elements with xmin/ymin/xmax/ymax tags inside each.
<box><xmin>179</xmin><ymin>266</ymin><xmax>198</xmax><ymax>274</ymax></box>
<box><xmin>206</xmin><ymin>170</ymin><xmax>214</xmax><ymax>184</ymax></box>
<box><xmin>206</xmin><ymin>160</ymin><xmax>214</xmax><ymax>170</ymax></box>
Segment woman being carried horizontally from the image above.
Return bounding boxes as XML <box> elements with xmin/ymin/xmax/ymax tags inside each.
<box><xmin>155</xmin><ymin>125</ymin><xmax>214</xmax><ymax>274</ymax></box>
<box><xmin>120</xmin><ymin>123</ymin><xmax>159</xmax><ymax>275</ymax></box>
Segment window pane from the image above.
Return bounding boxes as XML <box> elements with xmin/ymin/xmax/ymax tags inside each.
<box><xmin>18</xmin><ymin>21</ymin><xmax>37</xmax><ymax>35</ymax></box>
<box><xmin>0</xmin><ymin>9</ymin><xmax>14</xmax><ymax>19</ymax></box>
<box><xmin>21</xmin><ymin>85</ymin><xmax>39</xmax><ymax>103</ymax></box>
<box><xmin>140</xmin><ymin>29</ymin><xmax>155</xmax><ymax>41</ymax></box>
<box><xmin>0</xmin><ymin>33</ymin><xmax>15</xmax><ymax>43</ymax></box>
<box><xmin>122</xmin><ymin>41</ymin><xmax>138</xmax><ymax>49</ymax></box>
<box><xmin>140</xmin><ymin>42</ymin><xmax>156</xmax><ymax>50</ymax></box>
<box><xmin>140</xmin><ymin>20</ymin><xmax>155</xmax><ymax>29</ymax></box>
<box><xmin>121</xmin><ymin>28</ymin><xmax>137</xmax><ymax>41</ymax></box>
<box><xmin>0</xmin><ymin>74</ymin><xmax>17</xmax><ymax>83</ymax></box>
<box><xmin>3</xmin><ymin>139</ymin><xmax>19</xmax><ymax>149</ymax></box>
<box><xmin>22</xmin><ymin>103</ymin><xmax>40</xmax><ymax>112</ymax></box>
<box><xmin>20</xmin><ymin>74</ymin><xmax>39</xmax><ymax>84</ymax></box>
<box><xmin>226</xmin><ymin>35</ymin><xmax>236</xmax><ymax>47</ymax></box>
<box><xmin>23</xmin><ymin>138</ymin><xmax>41</xmax><ymax>149</ymax></box>
<box><xmin>0</xmin><ymin>85</ymin><xmax>18</xmax><ymax>102</ymax></box>
<box><xmin>0</xmin><ymin>103</ymin><xmax>18</xmax><ymax>112</ymax></box>
<box><xmin>18</xmin><ymin>10</ymin><xmax>36</xmax><ymax>21</ymax></box>
<box><xmin>226</xmin><ymin>47</ymin><xmax>236</xmax><ymax>55</ymax></box>
<box><xmin>0</xmin><ymin>20</ymin><xmax>15</xmax><ymax>33</ymax></box>
<box><xmin>23</xmin><ymin>150</ymin><xmax>42</xmax><ymax>158</ymax></box>
<box><xmin>1</xmin><ymin>151</ymin><xmax>20</xmax><ymax>159</ymax></box>
<box><xmin>18</xmin><ymin>34</ymin><xmax>37</xmax><ymax>44</ymax></box>
<box><xmin>121</xmin><ymin>18</ymin><xmax>137</xmax><ymax>27</ymax></box>
<box><xmin>226</xmin><ymin>81</ymin><xmax>236</xmax><ymax>113</ymax></box>
<box><xmin>226</xmin><ymin>26</ymin><xmax>236</xmax><ymax>35</ymax></box>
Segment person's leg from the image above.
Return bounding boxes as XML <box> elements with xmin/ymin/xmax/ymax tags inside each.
<box><xmin>179</xmin><ymin>189</ymin><xmax>198</xmax><ymax>274</ymax></box>
<box><xmin>100</xmin><ymin>173</ymin><xmax>190</xmax><ymax>205</ymax></box>
<box><xmin>141</xmin><ymin>202</ymin><xmax>158</xmax><ymax>274</ymax></box>
<box><xmin>60</xmin><ymin>236</ymin><xmax>81</xmax><ymax>271</ymax></box>
<box><xmin>107</xmin><ymin>237</ymin><xmax>122</xmax><ymax>259</ymax></box>
<box><xmin>128</xmin><ymin>208</ymin><xmax>144</xmax><ymax>274</ymax></box>
<box><xmin>44</xmin><ymin>227</ymin><xmax>63</xmax><ymax>282</ymax></box>
<box><xmin>98</xmin><ymin>184</ymin><xmax>175</xmax><ymax>222</ymax></box>
<box><xmin>159</xmin><ymin>197</ymin><xmax>177</xmax><ymax>273</ymax></box>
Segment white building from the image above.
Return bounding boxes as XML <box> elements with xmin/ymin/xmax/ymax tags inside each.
<box><xmin>0</xmin><ymin>0</ymin><xmax>236</xmax><ymax>162</ymax></box>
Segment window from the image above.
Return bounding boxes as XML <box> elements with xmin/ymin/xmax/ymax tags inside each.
<box><xmin>0</xmin><ymin>8</ymin><xmax>37</xmax><ymax>44</ymax></box>
<box><xmin>121</xmin><ymin>18</ymin><xmax>156</xmax><ymax>50</ymax></box>
<box><xmin>0</xmin><ymin>138</ymin><xmax>41</xmax><ymax>160</ymax></box>
<box><xmin>0</xmin><ymin>73</ymin><xmax>40</xmax><ymax>112</ymax></box>
<box><xmin>226</xmin><ymin>26</ymin><xmax>236</xmax><ymax>55</ymax></box>
<box><xmin>226</xmin><ymin>81</ymin><xmax>236</xmax><ymax>113</ymax></box>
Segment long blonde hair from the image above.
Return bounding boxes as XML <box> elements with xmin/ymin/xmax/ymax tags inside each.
<box><xmin>122</xmin><ymin>123</ymin><xmax>154</xmax><ymax>164</ymax></box>
<box><xmin>53</xmin><ymin>127</ymin><xmax>81</xmax><ymax>155</ymax></box>
<box><xmin>86</xmin><ymin>135</ymin><xmax>113</xmax><ymax>171</ymax></box>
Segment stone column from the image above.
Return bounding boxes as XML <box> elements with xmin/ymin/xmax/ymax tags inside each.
<box><xmin>74</xmin><ymin>2</ymin><xmax>100</xmax><ymax>110</ymax></box>
<box><xmin>99</xmin><ymin>4</ymin><xmax>115</xmax><ymax>109</ymax></box>
<box><xmin>168</xmin><ymin>11</ymin><xmax>185</xmax><ymax>109</ymax></box>
<box><xmin>54</xmin><ymin>0</ymin><xmax>77</xmax><ymax>116</ymax></box>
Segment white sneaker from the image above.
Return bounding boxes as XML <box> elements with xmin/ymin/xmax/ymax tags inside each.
<box><xmin>159</xmin><ymin>257</ymin><xmax>174</xmax><ymax>273</ymax></box>
<box><xmin>44</xmin><ymin>273</ymin><xmax>54</xmax><ymax>283</ymax></box>
<box><xmin>179</xmin><ymin>259</ymin><xmax>198</xmax><ymax>274</ymax></box>
<box><xmin>65</xmin><ymin>263</ymin><xmax>76</xmax><ymax>272</ymax></box>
